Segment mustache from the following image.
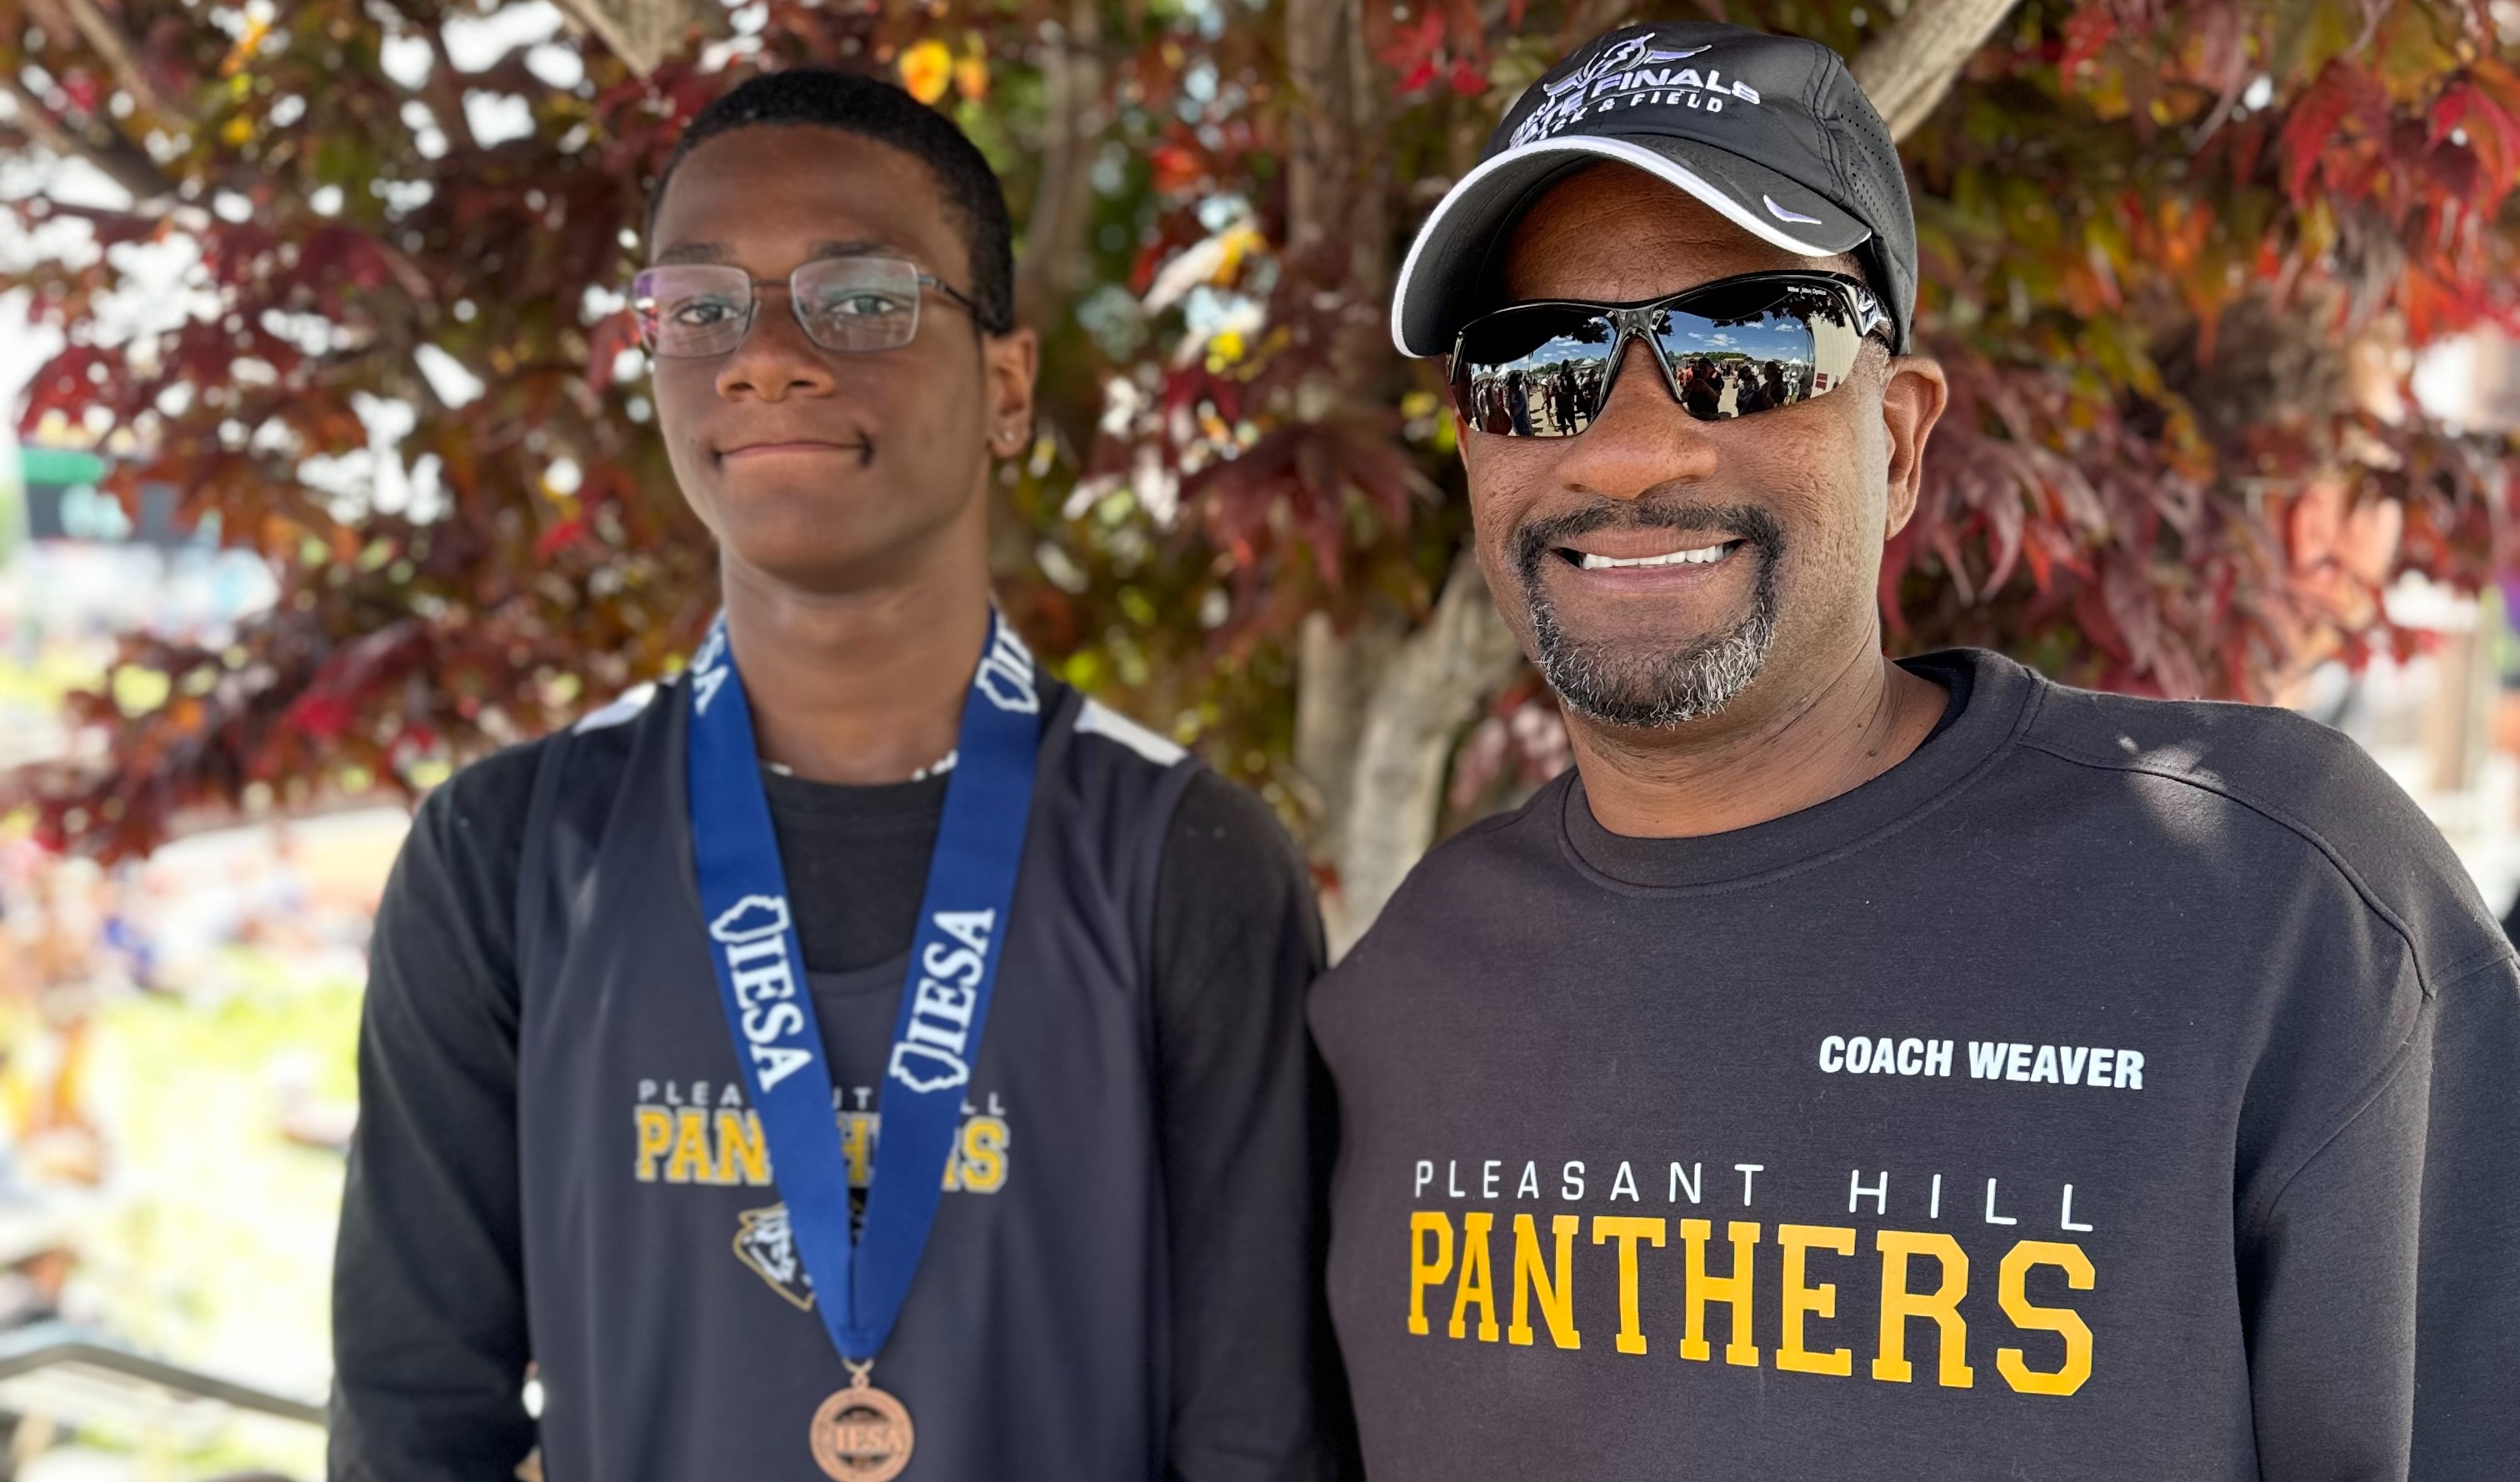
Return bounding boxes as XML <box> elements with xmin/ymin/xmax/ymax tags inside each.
<box><xmin>1510</xmin><ymin>500</ymin><xmax>1788</xmax><ymax>583</ymax></box>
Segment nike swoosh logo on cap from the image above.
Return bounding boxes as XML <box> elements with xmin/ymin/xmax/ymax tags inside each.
<box><xmin>1765</xmin><ymin>195</ymin><xmax>1824</xmax><ymax>225</ymax></box>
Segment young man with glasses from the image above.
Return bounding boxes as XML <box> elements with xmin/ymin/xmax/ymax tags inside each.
<box><xmin>1312</xmin><ymin>23</ymin><xmax>2518</xmax><ymax>1479</ymax></box>
<box><xmin>331</xmin><ymin>71</ymin><xmax>1352</xmax><ymax>1482</ymax></box>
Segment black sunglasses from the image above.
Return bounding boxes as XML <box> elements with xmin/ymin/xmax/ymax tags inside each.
<box><xmin>1448</xmin><ymin>272</ymin><xmax>1891</xmax><ymax>438</ymax></box>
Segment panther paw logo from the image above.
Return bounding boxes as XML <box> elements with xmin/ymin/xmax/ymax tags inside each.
<box><xmin>732</xmin><ymin>1204</ymin><xmax>817</xmax><ymax>1311</ymax></box>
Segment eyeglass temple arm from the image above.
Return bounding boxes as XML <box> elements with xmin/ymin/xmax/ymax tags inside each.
<box><xmin>918</xmin><ymin>273</ymin><xmax>985</xmax><ymax>320</ymax></box>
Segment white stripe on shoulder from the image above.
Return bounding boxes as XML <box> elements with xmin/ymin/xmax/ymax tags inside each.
<box><xmin>572</xmin><ymin>682</ymin><xmax>658</xmax><ymax>733</ymax></box>
<box><xmin>1075</xmin><ymin>698</ymin><xmax>1188</xmax><ymax>766</ymax></box>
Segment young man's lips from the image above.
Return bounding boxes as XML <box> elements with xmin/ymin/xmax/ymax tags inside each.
<box><xmin>718</xmin><ymin>439</ymin><xmax>867</xmax><ymax>462</ymax></box>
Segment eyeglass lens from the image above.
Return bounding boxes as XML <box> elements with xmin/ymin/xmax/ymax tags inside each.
<box><xmin>1450</xmin><ymin>282</ymin><xmax>1867</xmax><ymax>438</ymax></box>
<box><xmin>631</xmin><ymin>258</ymin><xmax>928</xmax><ymax>358</ymax></box>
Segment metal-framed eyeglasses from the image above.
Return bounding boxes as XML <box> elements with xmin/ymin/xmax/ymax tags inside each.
<box><xmin>630</xmin><ymin>256</ymin><xmax>983</xmax><ymax>358</ymax></box>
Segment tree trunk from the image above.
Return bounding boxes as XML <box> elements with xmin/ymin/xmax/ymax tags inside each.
<box><xmin>1292</xmin><ymin>608</ymin><xmax>1399</xmax><ymax>849</ymax></box>
<box><xmin>1014</xmin><ymin>0</ymin><xmax>1107</xmax><ymax>330</ymax></box>
<box><xmin>993</xmin><ymin>0</ymin><xmax>1109</xmax><ymax>582</ymax></box>
<box><xmin>1320</xmin><ymin>558</ymin><xmax>1526</xmax><ymax>955</ymax></box>
<box><xmin>1283</xmin><ymin>0</ymin><xmax>1356</xmax><ymax>260</ymax></box>
<box><xmin>1850</xmin><ymin>0</ymin><xmax>2021</xmax><ymax>140</ymax></box>
<box><xmin>1285</xmin><ymin>0</ymin><xmax>1492</xmax><ymax>949</ymax></box>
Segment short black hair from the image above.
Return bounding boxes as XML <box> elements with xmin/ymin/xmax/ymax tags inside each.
<box><xmin>648</xmin><ymin>69</ymin><xmax>1016</xmax><ymax>335</ymax></box>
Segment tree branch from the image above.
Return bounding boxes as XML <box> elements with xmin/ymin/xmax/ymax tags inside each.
<box><xmin>0</xmin><ymin>74</ymin><xmax>175</xmax><ymax>203</ymax></box>
<box><xmin>417</xmin><ymin>24</ymin><xmax>488</xmax><ymax>154</ymax></box>
<box><xmin>547</xmin><ymin>0</ymin><xmax>708</xmax><ymax>78</ymax></box>
<box><xmin>59</xmin><ymin>0</ymin><xmax>171</xmax><ymax>118</ymax></box>
<box><xmin>1562</xmin><ymin>0</ymin><xmax>1638</xmax><ymax>48</ymax></box>
<box><xmin>1850</xmin><ymin>0</ymin><xmax>2019</xmax><ymax>141</ymax></box>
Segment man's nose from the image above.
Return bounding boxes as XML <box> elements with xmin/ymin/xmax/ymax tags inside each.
<box><xmin>1549</xmin><ymin>338</ymin><xmax>1718</xmax><ymax>501</ymax></box>
<box><xmin>712</xmin><ymin>284</ymin><xmax>837</xmax><ymax>403</ymax></box>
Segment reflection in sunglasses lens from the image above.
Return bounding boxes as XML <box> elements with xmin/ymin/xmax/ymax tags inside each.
<box><xmin>1448</xmin><ymin>280</ymin><xmax>1868</xmax><ymax>438</ymax></box>
<box><xmin>1652</xmin><ymin>286</ymin><xmax>1842</xmax><ymax>420</ymax></box>
<box><xmin>1454</xmin><ymin>310</ymin><xmax>1617</xmax><ymax>438</ymax></box>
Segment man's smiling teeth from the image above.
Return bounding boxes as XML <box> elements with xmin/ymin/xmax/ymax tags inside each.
<box><xmin>1576</xmin><ymin>543</ymin><xmax>1732</xmax><ymax>570</ymax></box>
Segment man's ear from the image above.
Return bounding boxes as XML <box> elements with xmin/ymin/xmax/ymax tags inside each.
<box><xmin>1878</xmin><ymin>351</ymin><xmax>1948</xmax><ymax>538</ymax></box>
<box><xmin>984</xmin><ymin>326</ymin><xmax>1040</xmax><ymax>458</ymax></box>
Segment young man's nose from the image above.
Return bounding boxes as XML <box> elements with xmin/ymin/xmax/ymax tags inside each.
<box><xmin>714</xmin><ymin>285</ymin><xmax>838</xmax><ymax>403</ymax></box>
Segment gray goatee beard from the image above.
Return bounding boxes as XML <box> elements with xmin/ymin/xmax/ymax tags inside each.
<box><xmin>1513</xmin><ymin>503</ymin><xmax>1785</xmax><ymax>731</ymax></box>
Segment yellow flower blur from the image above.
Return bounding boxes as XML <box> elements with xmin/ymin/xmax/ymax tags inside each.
<box><xmin>900</xmin><ymin>40</ymin><xmax>953</xmax><ymax>104</ymax></box>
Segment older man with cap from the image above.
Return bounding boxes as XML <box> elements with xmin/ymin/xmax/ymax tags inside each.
<box><xmin>1309</xmin><ymin>21</ymin><xmax>2520</xmax><ymax>1481</ymax></box>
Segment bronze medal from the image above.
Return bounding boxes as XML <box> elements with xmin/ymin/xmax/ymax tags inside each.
<box><xmin>809</xmin><ymin>1364</ymin><xmax>915</xmax><ymax>1481</ymax></box>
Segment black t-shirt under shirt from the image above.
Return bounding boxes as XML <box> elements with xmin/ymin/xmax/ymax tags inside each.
<box><xmin>1312</xmin><ymin>648</ymin><xmax>2520</xmax><ymax>1480</ymax></box>
<box><xmin>332</xmin><ymin>722</ymin><xmax>1353</xmax><ymax>1480</ymax></box>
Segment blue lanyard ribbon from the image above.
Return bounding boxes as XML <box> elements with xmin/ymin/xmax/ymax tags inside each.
<box><xmin>685</xmin><ymin>610</ymin><xmax>1042</xmax><ymax>1359</ymax></box>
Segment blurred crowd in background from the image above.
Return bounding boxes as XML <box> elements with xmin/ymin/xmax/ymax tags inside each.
<box><xmin>0</xmin><ymin>434</ymin><xmax>384</xmax><ymax>1479</ymax></box>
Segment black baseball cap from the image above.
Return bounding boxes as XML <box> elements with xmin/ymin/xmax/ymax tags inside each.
<box><xmin>1391</xmin><ymin>23</ymin><xmax>1918</xmax><ymax>358</ymax></box>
